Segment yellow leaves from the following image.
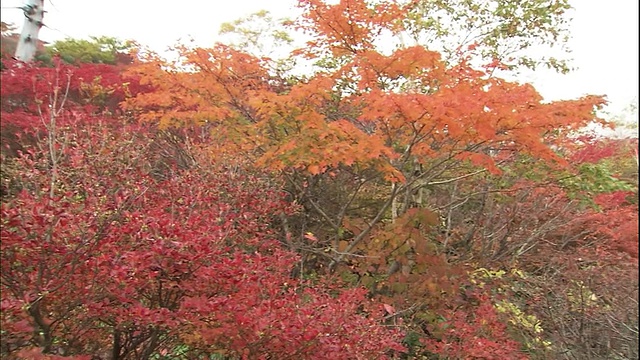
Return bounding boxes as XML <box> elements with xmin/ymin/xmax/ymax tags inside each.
<box><xmin>495</xmin><ymin>300</ymin><xmax>544</xmax><ymax>334</ymax></box>
<box><xmin>566</xmin><ymin>280</ymin><xmax>602</xmax><ymax>310</ymax></box>
<box><xmin>472</xmin><ymin>267</ymin><xmax>507</xmax><ymax>279</ymax></box>
<box><xmin>78</xmin><ymin>76</ymin><xmax>115</xmax><ymax>106</ymax></box>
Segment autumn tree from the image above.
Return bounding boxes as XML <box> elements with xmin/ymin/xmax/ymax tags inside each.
<box><xmin>125</xmin><ymin>0</ymin><xmax>605</xmax><ymax>271</ymax></box>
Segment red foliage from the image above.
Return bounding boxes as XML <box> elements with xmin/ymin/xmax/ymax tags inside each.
<box><xmin>0</xmin><ymin>58</ymin><xmax>146</xmax><ymax>130</ymax></box>
<box><xmin>0</xmin><ymin>118</ymin><xmax>404</xmax><ymax>358</ymax></box>
<box><xmin>583</xmin><ymin>192</ymin><xmax>639</xmax><ymax>259</ymax></box>
<box><xmin>423</xmin><ymin>293</ymin><xmax>526</xmax><ymax>360</ymax></box>
<box><xmin>570</xmin><ymin>136</ymin><xmax>638</xmax><ymax>164</ymax></box>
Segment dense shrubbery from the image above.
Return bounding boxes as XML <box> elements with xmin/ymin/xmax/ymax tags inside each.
<box><xmin>0</xmin><ymin>75</ymin><xmax>405</xmax><ymax>358</ymax></box>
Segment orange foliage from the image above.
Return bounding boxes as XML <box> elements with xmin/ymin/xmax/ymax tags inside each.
<box><xmin>124</xmin><ymin>0</ymin><xmax>605</xmax><ymax>182</ymax></box>
<box><xmin>296</xmin><ymin>0</ymin><xmax>404</xmax><ymax>57</ymax></box>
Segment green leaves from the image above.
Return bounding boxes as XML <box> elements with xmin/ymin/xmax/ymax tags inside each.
<box><xmin>405</xmin><ymin>0</ymin><xmax>573</xmax><ymax>73</ymax></box>
<box><xmin>41</xmin><ymin>36</ymin><xmax>136</xmax><ymax>65</ymax></box>
<box><xmin>559</xmin><ymin>162</ymin><xmax>635</xmax><ymax>206</ymax></box>
<box><xmin>219</xmin><ymin>10</ymin><xmax>295</xmax><ymax>58</ymax></box>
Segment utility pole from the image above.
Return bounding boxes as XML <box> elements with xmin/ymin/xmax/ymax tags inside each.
<box><xmin>14</xmin><ymin>0</ymin><xmax>45</xmax><ymax>62</ymax></box>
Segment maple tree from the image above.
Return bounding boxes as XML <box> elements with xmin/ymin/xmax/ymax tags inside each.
<box><xmin>124</xmin><ymin>0</ymin><xmax>606</xmax><ymax>273</ymax></box>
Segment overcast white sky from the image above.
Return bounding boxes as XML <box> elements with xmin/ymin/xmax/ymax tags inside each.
<box><xmin>2</xmin><ymin>0</ymin><xmax>638</xmax><ymax>119</ymax></box>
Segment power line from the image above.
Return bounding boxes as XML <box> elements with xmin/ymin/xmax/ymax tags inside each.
<box><xmin>47</xmin><ymin>0</ymin><xmax>59</xmax><ymax>13</ymax></box>
<box><xmin>41</xmin><ymin>22</ymin><xmax>73</xmax><ymax>39</ymax></box>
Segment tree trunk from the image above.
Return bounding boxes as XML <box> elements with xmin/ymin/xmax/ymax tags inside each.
<box><xmin>15</xmin><ymin>0</ymin><xmax>45</xmax><ymax>62</ymax></box>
